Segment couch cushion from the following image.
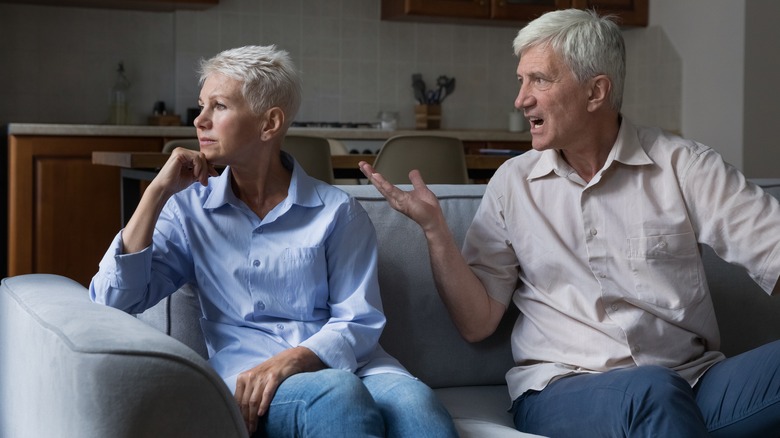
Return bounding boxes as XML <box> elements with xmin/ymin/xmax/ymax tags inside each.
<box><xmin>341</xmin><ymin>184</ymin><xmax>516</xmax><ymax>389</ymax></box>
<box><xmin>435</xmin><ymin>386</ymin><xmax>544</xmax><ymax>437</ymax></box>
<box><xmin>137</xmin><ymin>282</ymin><xmax>208</xmax><ymax>359</ymax></box>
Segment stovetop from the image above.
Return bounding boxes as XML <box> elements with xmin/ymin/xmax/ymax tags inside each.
<box><xmin>291</xmin><ymin>121</ymin><xmax>378</xmax><ymax>129</ymax></box>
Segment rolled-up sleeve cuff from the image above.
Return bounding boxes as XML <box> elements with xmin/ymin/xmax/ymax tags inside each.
<box><xmin>98</xmin><ymin>230</ymin><xmax>153</xmax><ymax>290</ymax></box>
<box><xmin>300</xmin><ymin>330</ymin><xmax>358</xmax><ymax>373</ymax></box>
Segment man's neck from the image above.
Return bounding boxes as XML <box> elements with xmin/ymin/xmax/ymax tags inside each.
<box><xmin>560</xmin><ymin>115</ymin><xmax>622</xmax><ymax>183</ymax></box>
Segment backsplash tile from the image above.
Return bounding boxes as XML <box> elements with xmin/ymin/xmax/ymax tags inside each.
<box><xmin>0</xmin><ymin>0</ymin><xmax>680</xmax><ymax>133</ymax></box>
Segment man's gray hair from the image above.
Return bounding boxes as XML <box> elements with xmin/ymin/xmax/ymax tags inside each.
<box><xmin>513</xmin><ymin>9</ymin><xmax>625</xmax><ymax>111</ymax></box>
<box><xmin>199</xmin><ymin>45</ymin><xmax>302</xmax><ymax>124</ymax></box>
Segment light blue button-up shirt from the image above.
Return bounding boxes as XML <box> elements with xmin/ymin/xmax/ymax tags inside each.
<box><xmin>90</xmin><ymin>153</ymin><xmax>408</xmax><ymax>391</ymax></box>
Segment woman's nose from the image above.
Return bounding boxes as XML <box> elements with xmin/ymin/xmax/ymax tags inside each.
<box><xmin>193</xmin><ymin>110</ymin><xmax>207</xmax><ymax>128</ymax></box>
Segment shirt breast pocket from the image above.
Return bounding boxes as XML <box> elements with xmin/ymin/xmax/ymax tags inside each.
<box><xmin>283</xmin><ymin>247</ymin><xmax>327</xmax><ymax>318</ymax></box>
<box><xmin>627</xmin><ymin>231</ymin><xmax>704</xmax><ymax>309</ymax></box>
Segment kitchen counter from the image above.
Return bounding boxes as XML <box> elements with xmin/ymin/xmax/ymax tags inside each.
<box><xmin>4</xmin><ymin>122</ymin><xmax>529</xmax><ymax>286</ymax></box>
<box><xmin>6</xmin><ymin>123</ymin><xmax>531</xmax><ymax>142</ymax></box>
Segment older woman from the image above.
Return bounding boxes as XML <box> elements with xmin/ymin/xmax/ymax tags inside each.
<box><xmin>90</xmin><ymin>45</ymin><xmax>455</xmax><ymax>438</ymax></box>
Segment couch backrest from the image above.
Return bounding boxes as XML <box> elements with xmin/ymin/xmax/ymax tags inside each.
<box><xmin>145</xmin><ymin>180</ymin><xmax>780</xmax><ymax>388</ymax></box>
<box><xmin>705</xmin><ymin>179</ymin><xmax>780</xmax><ymax>356</ymax></box>
<box><xmin>342</xmin><ymin>185</ymin><xmax>515</xmax><ymax>388</ymax></box>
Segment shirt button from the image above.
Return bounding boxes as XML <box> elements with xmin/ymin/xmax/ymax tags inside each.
<box><xmin>276</xmin><ymin>324</ymin><xmax>284</xmax><ymax>330</ymax></box>
<box><xmin>257</xmin><ymin>301</ymin><xmax>265</xmax><ymax>310</ymax></box>
<box><xmin>252</xmin><ymin>260</ymin><xmax>261</xmax><ymax>267</ymax></box>
<box><xmin>590</xmin><ymin>228</ymin><xmax>598</xmax><ymax>236</ymax></box>
<box><xmin>658</xmin><ymin>241</ymin><xmax>667</xmax><ymax>249</ymax></box>
<box><xmin>599</xmin><ymin>273</ymin><xmax>607</xmax><ymax>278</ymax></box>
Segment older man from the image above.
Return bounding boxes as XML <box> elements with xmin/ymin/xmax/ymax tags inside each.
<box><xmin>360</xmin><ymin>9</ymin><xmax>780</xmax><ymax>438</ymax></box>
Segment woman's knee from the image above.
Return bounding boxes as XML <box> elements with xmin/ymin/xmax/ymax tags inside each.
<box><xmin>362</xmin><ymin>374</ymin><xmax>457</xmax><ymax>437</ymax></box>
<box><xmin>308</xmin><ymin>369</ymin><xmax>375</xmax><ymax>404</ymax></box>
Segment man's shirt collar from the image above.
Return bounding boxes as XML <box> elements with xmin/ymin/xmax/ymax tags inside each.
<box><xmin>528</xmin><ymin>117</ymin><xmax>654</xmax><ymax>182</ymax></box>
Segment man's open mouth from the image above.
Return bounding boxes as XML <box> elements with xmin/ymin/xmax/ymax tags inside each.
<box><xmin>529</xmin><ymin>117</ymin><xmax>544</xmax><ymax>128</ymax></box>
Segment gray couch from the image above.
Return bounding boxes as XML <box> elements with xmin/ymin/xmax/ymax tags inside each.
<box><xmin>2</xmin><ymin>181</ymin><xmax>779</xmax><ymax>437</ymax></box>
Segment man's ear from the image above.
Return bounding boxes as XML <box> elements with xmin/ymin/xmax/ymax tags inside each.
<box><xmin>587</xmin><ymin>75</ymin><xmax>612</xmax><ymax>112</ymax></box>
<box><xmin>260</xmin><ymin>107</ymin><xmax>285</xmax><ymax>141</ymax></box>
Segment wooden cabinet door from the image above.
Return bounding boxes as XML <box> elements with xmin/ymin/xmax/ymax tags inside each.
<box><xmin>7</xmin><ymin>136</ymin><xmax>162</xmax><ymax>286</ymax></box>
<box><xmin>571</xmin><ymin>0</ymin><xmax>648</xmax><ymax>26</ymax></box>
<box><xmin>383</xmin><ymin>0</ymin><xmax>492</xmax><ymax>19</ymax></box>
<box><xmin>491</xmin><ymin>0</ymin><xmax>571</xmax><ymax>21</ymax></box>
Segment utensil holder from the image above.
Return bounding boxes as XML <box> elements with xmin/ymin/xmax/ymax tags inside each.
<box><xmin>415</xmin><ymin>104</ymin><xmax>441</xmax><ymax>130</ymax></box>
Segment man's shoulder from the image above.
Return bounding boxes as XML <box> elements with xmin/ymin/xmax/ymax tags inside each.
<box><xmin>494</xmin><ymin>149</ymin><xmax>544</xmax><ymax>178</ymax></box>
<box><xmin>636</xmin><ymin>124</ymin><xmax>712</xmax><ymax>160</ymax></box>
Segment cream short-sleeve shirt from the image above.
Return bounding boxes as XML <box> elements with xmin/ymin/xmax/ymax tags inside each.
<box><xmin>464</xmin><ymin>118</ymin><xmax>780</xmax><ymax>401</ymax></box>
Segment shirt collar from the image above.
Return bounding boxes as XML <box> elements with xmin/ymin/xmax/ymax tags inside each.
<box><xmin>203</xmin><ymin>151</ymin><xmax>324</xmax><ymax>211</ymax></box>
<box><xmin>527</xmin><ymin>117</ymin><xmax>653</xmax><ymax>182</ymax></box>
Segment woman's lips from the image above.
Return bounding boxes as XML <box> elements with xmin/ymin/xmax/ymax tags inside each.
<box><xmin>199</xmin><ymin>138</ymin><xmax>216</xmax><ymax>148</ymax></box>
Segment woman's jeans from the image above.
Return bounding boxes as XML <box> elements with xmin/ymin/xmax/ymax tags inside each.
<box><xmin>512</xmin><ymin>340</ymin><xmax>780</xmax><ymax>437</ymax></box>
<box><xmin>253</xmin><ymin>368</ymin><xmax>457</xmax><ymax>437</ymax></box>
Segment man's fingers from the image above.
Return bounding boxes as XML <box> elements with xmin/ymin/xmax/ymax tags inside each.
<box><xmin>408</xmin><ymin>169</ymin><xmax>428</xmax><ymax>191</ymax></box>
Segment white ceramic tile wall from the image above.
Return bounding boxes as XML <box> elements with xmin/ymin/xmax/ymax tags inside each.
<box><xmin>0</xmin><ymin>3</ymin><xmax>175</xmax><ymax>125</ymax></box>
<box><xmin>0</xmin><ymin>0</ymin><xmax>681</xmax><ymax>133</ymax></box>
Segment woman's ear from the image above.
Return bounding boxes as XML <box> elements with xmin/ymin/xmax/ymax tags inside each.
<box><xmin>259</xmin><ymin>107</ymin><xmax>285</xmax><ymax>141</ymax></box>
<box><xmin>587</xmin><ymin>75</ymin><xmax>612</xmax><ymax>112</ymax></box>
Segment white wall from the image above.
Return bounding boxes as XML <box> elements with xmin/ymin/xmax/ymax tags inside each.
<box><xmin>649</xmin><ymin>0</ymin><xmax>746</xmax><ymax>170</ymax></box>
<box><xmin>743</xmin><ymin>0</ymin><xmax>780</xmax><ymax>178</ymax></box>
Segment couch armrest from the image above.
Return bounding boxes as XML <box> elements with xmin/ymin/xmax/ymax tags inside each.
<box><xmin>0</xmin><ymin>274</ymin><xmax>246</xmax><ymax>438</ymax></box>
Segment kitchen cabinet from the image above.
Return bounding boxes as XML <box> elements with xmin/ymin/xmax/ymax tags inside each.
<box><xmin>381</xmin><ymin>0</ymin><xmax>647</xmax><ymax>27</ymax></box>
<box><xmin>0</xmin><ymin>0</ymin><xmax>217</xmax><ymax>12</ymax></box>
<box><xmin>571</xmin><ymin>0</ymin><xmax>648</xmax><ymax>27</ymax></box>
<box><xmin>6</xmin><ymin>134</ymin><xmax>163</xmax><ymax>286</ymax></box>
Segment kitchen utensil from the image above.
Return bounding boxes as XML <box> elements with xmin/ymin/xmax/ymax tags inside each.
<box><xmin>412</xmin><ymin>73</ymin><xmax>427</xmax><ymax>104</ymax></box>
<box><xmin>440</xmin><ymin>77</ymin><xmax>456</xmax><ymax>102</ymax></box>
<box><xmin>435</xmin><ymin>75</ymin><xmax>449</xmax><ymax>102</ymax></box>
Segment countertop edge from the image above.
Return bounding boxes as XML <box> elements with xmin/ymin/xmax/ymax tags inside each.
<box><xmin>6</xmin><ymin>123</ymin><xmax>531</xmax><ymax>142</ymax></box>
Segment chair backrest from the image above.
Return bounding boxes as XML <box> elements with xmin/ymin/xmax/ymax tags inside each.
<box><xmin>282</xmin><ymin>135</ymin><xmax>335</xmax><ymax>184</ymax></box>
<box><xmin>162</xmin><ymin>138</ymin><xmax>200</xmax><ymax>153</ymax></box>
<box><xmin>372</xmin><ymin>135</ymin><xmax>469</xmax><ymax>184</ymax></box>
<box><xmin>327</xmin><ymin>139</ymin><xmax>359</xmax><ymax>185</ymax></box>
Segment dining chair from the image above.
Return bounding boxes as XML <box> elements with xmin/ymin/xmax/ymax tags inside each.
<box><xmin>327</xmin><ymin>138</ymin><xmax>359</xmax><ymax>185</ymax></box>
<box><xmin>372</xmin><ymin>135</ymin><xmax>469</xmax><ymax>184</ymax></box>
<box><xmin>282</xmin><ymin>135</ymin><xmax>335</xmax><ymax>184</ymax></box>
<box><xmin>162</xmin><ymin>138</ymin><xmax>200</xmax><ymax>153</ymax></box>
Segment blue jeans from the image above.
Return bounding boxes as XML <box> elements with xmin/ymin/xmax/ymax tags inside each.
<box><xmin>512</xmin><ymin>340</ymin><xmax>780</xmax><ymax>437</ymax></box>
<box><xmin>253</xmin><ymin>369</ymin><xmax>457</xmax><ymax>437</ymax></box>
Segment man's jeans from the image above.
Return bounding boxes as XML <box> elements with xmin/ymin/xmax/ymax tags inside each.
<box><xmin>512</xmin><ymin>340</ymin><xmax>780</xmax><ymax>437</ymax></box>
<box><xmin>254</xmin><ymin>368</ymin><xmax>457</xmax><ymax>437</ymax></box>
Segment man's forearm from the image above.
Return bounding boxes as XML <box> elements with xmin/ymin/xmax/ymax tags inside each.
<box><xmin>425</xmin><ymin>218</ymin><xmax>506</xmax><ymax>343</ymax></box>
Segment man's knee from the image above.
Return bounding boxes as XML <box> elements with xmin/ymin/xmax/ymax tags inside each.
<box><xmin>622</xmin><ymin>365</ymin><xmax>692</xmax><ymax>399</ymax></box>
